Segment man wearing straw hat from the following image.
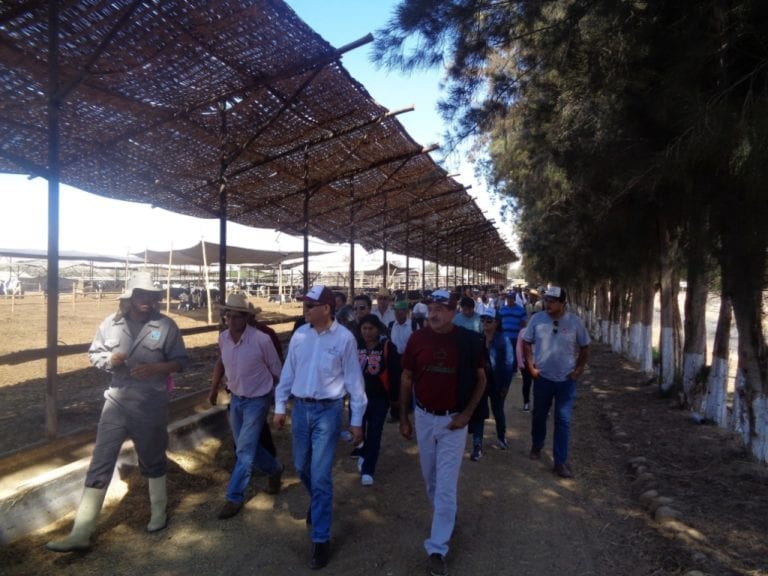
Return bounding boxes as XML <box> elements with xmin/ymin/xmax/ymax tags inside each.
<box><xmin>46</xmin><ymin>270</ymin><xmax>188</xmax><ymax>552</ymax></box>
<box><xmin>210</xmin><ymin>293</ymin><xmax>284</xmax><ymax>520</ymax></box>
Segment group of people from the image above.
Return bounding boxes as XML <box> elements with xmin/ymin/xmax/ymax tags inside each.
<box><xmin>46</xmin><ymin>273</ymin><xmax>589</xmax><ymax>576</ymax></box>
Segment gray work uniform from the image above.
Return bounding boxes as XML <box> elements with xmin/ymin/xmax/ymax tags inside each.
<box><xmin>85</xmin><ymin>309</ymin><xmax>188</xmax><ymax>488</ymax></box>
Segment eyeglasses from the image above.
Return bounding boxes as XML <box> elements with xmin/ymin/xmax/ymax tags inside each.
<box><xmin>552</xmin><ymin>320</ymin><xmax>559</xmax><ymax>334</ymax></box>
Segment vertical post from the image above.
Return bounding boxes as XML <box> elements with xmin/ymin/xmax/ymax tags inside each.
<box><xmin>434</xmin><ymin>244</ymin><xmax>439</xmax><ymax>289</ymax></box>
<box><xmin>218</xmin><ymin>101</ymin><xmax>228</xmax><ymax>308</ymax></box>
<box><xmin>348</xmin><ymin>181</ymin><xmax>355</xmax><ymax>297</ymax></box>
<box><xmin>45</xmin><ymin>0</ymin><xmax>61</xmax><ymax>439</ymax></box>
<box><xmin>303</xmin><ymin>188</ymin><xmax>310</xmax><ymax>294</ymax></box>
<box><xmin>382</xmin><ymin>193</ymin><xmax>388</xmax><ymax>290</ymax></box>
<box><xmin>404</xmin><ymin>219</ymin><xmax>410</xmax><ymax>298</ymax></box>
<box><xmin>421</xmin><ymin>235</ymin><xmax>426</xmax><ymax>291</ymax></box>
<box><xmin>302</xmin><ymin>151</ymin><xmax>311</xmax><ymax>295</ymax></box>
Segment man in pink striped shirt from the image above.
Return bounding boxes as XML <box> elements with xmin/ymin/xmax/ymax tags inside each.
<box><xmin>210</xmin><ymin>293</ymin><xmax>284</xmax><ymax>519</ymax></box>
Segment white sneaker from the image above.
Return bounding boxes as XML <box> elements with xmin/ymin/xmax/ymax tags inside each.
<box><xmin>361</xmin><ymin>474</ymin><xmax>374</xmax><ymax>487</ymax></box>
<box><xmin>357</xmin><ymin>456</ymin><xmax>364</xmax><ymax>473</ymax></box>
<box><xmin>523</xmin><ymin>403</ymin><xmax>530</xmax><ymax>412</ymax></box>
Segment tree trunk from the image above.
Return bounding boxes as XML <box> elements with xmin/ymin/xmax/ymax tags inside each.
<box><xmin>639</xmin><ymin>279</ymin><xmax>655</xmax><ymax>376</ymax></box>
<box><xmin>608</xmin><ymin>279</ymin><xmax>623</xmax><ymax>354</ymax></box>
<box><xmin>718</xmin><ymin>180</ymin><xmax>768</xmax><ymax>462</ymax></box>
<box><xmin>596</xmin><ymin>280</ymin><xmax>610</xmax><ymax>344</ymax></box>
<box><xmin>628</xmin><ymin>292</ymin><xmax>643</xmax><ymax>362</ymax></box>
<box><xmin>681</xmin><ymin>246</ymin><xmax>709</xmax><ymax>407</ymax></box>
<box><xmin>730</xmin><ymin>287</ymin><xmax>768</xmax><ymax>462</ymax></box>
<box><xmin>701</xmin><ymin>292</ymin><xmax>732</xmax><ymax>426</ymax></box>
<box><xmin>658</xmin><ymin>227</ymin><xmax>681</xmax><ymax>394</ymax></box>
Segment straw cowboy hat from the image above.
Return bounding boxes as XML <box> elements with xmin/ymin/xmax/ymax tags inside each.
<box><xmin>220</xmin><ymin>292</ymin><xmax>251</xmax><ymax>313</ymax></box>
<box><xmin>119</xmin><ymin>271</ymin><xmax>162</xmax><ymax>300</ymax></box>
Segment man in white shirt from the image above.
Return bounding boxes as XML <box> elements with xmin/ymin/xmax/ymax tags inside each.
<box><xmin>388</xmin><ymin>299</ymin><xmax>413</xmax><ymax>423</ymax></box>
<box><xmin>274</xmin><ymin>285</ymin><xmax>367</xmax><ymax>570</ymax></box>
<box><xmin>373</xmin><ymin>288</ymin><xmax>396</xmax><ymax>328</ymax></box>
<box><xmin>389</xmin><ymin>299</ymin><xmax>413</xmax><ymax>354</ymax></box>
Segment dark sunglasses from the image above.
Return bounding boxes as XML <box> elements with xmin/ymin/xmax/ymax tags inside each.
<box><xmin>354</xmin><ymin>305</ymin><xmax>368</xmax><ymax>310</ymax></box>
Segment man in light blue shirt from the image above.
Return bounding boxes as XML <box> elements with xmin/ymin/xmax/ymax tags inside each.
<box><xmin>523</xmin><ymin>286</ymin><xmax>589</xmax><ymax>479</ymax></box>
<box><xmin>452</xmin><ymin>295</ymin><xmax>482</xmax><ymax>333</ymax></box>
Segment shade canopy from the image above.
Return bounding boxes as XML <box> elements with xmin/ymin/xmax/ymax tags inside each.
<box><xmin>136</xmin><ymin>241</ymin><xmax>325</xmax><ymax>267</ymax></box>
<box><xmin>0</xmin><ymin>0</ymin><xmax>515</xmax><ymax>270</ymax></box>
<box><xmin>0</xmin><ymin>247</ymin><xmax>143</xmax><ymax>264</ymax></box>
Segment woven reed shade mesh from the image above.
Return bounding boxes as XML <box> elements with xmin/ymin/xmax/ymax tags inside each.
<box><xmin>0</xmin><ymin>0</ymin><xmax>516</xmax><ymax>268</ymax></box>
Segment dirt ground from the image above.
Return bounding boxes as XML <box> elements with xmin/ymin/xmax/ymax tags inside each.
<box><xmin>0</xmin><ymin>295</ymin><xmax>767</xmax><ymax>576</ymax></box>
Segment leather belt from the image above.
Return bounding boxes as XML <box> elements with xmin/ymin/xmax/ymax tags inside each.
<box><xmin>415</xmin><ymin>400</ymin><xmax>454</xmax><ymax>416</ymax></box>
<box><xmin>294</xmin><ymin>396</ymin><xmax>340</xmax><ymax>405</ymax></box>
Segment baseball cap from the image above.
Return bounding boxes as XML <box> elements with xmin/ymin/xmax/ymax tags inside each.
<box><xmin>544</xmin><ymin>286</ymin><xmax>567</xmax><ymax>302</ymax></box>
<box><xmin>303</xmin><ymin>285</ymin><xmax>335</xmax><ymax>307</ymax></box>
<box><xmin>427</xmin><ymin>289</ymin><xmax>457</xmax><ymax>307</ymax></box>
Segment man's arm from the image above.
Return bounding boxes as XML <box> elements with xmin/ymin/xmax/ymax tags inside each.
<box><xmin>449</xmin><ymin>367</ymin><xmax>486</xmax><ymax>430</ymax></box>
<box><xmin>524</xmin><ymin>340</ymin><xmax>540</xmax><ymax>379</ymax></box>
<box><xmin>209</xmin><ymin>356</ymin><xmax>225</xmax><ymax>405</ymax></box>
<box><xmin>399</xmin><ymin>368</ymin><xmax>414</xmax><ymax>440</ymax></box>
<box><xmin>569</xmin><ymin>345</ymin><xmax>590</xmax><ymax>380</ymax></box>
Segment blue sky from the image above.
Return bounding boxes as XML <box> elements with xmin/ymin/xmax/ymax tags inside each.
<box><xmin>0</xmin><ymin>1</ymin><xmax>509</xmax><ymax>257</ymax></box>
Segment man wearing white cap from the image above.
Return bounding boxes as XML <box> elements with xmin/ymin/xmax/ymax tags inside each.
<box><xmin>523</xmin><ymin>286</ymin><xmax>590</xmax><ymax>479</ymax></box>
<box><xmin>47</xmin><ymin>270</ymin><xmax>188</xmax><ymax>552</ymax></box>
<box><xmin>274</xmin><ymin>284</ymin><xmax>367</xmax><ymax>570</ymax></box>
<box><xmin>399</xmin><ymin>289</ymin><xmax>487</xmax><ymax>576</ymax></box>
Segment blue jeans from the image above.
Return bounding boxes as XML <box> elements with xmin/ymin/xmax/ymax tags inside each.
<box><xmin>531</xmin><ymin>377</ymin><xmax>576</xmax><ymax>465</ymax></box>
<box><xmin>488</xmin><ymin>385</ymin><xmax>510</xmax><ymax>440</ymax></box>
<box><xmin>291</xmin><ymin>398</ymin><xmax>343</xmax><ymax>543</ymax></box>
<box><xmin>226</xmin><ymin>394</ymin><xmax>281</xmax><ymax>504</ymax></box>
<box><xmin>360</xmin><ymin>395</ymin><xmax>389</xmax><ymax>477</ymax></box>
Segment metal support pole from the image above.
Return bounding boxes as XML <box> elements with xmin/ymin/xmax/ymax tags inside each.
<box><xmin>45</xmin><ymin>0</ymin><xmax>61</xmax><ymax>439</ymax></box>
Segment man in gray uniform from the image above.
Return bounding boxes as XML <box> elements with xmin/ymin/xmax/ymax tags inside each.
<box><xmin>47</xmin><ymin>271</ymin><xmax>188</xmax><ymax>552</ymax></box>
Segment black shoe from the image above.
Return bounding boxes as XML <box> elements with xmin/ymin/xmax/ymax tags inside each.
<box><xmin>309</xmin><ymin>541</ymin><xmax>330</xmax><ymax>570</ymax></box>
<box><xmin>349</xmin><ymin>446</ymin><xmax>363</xmax><ymax>458</ymax></box>
<box><xmin>554</xmin><ymin>463</ymin><xmax>574</xmax><ymax>478</ymax></box>
<box><xmin>428</xmin><ymin>553</ymin><xmax>448</xmax><ymax>576</ymax></box>
<box><xmin>265</xmin><ymin>463</ymin><xmax>284</xmax><ymax>495</ymax></box>
<box><xmin>529</xmin><ymin>446</ymin><xmax>542</xmax><ymax>460</ymax></box>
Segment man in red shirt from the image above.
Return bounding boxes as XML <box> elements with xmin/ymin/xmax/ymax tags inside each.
<box><xmin>399</xmin><ymin>289</ymin><xmax>486</xmax><ymax>576</ymax></box>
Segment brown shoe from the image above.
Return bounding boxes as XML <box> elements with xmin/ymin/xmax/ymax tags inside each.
<box><xmin>529</xmin><ymin>446</ymin><xmax>542</xmax><ymax>460</ymax></box>
<box><xmin>217</xmin><ymin>500</ymin><xmax>243</xmax><ymax>519</ymax></box>
<box><xmin>265</xmin><ymin>464</ymin><xmax>284</xmax><ymax>495</ymax></box>
<box><xmin>554</xmin><ymin>463</ymin><xmax>574</xmax><ymax>478</ymax></box>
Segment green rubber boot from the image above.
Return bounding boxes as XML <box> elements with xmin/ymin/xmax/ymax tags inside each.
<box><xmin>46</xmin><ymin>487</ymin><xmax>107</xmax><ymax>552</ymax></box>
<box><xmin>146</xmin><ymin>475</ymin><xmax>168</xmax><ymax>532</ymax></box>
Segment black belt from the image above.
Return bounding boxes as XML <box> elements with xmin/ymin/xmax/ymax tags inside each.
<box><xmin>294</xmin><ymin>396</ymin><xmax>341</xmax><ymax>405</ymax></box>
<box><xmin>415</xmin><ymin>400</ymin><xmax>454</xmax><ymax>416</ymax></box>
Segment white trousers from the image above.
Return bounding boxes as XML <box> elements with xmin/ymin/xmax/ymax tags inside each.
<box><xmin>414</xmin><ymin>406</ymin><xmax>467</xmax><ymax>557</ymax></box>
